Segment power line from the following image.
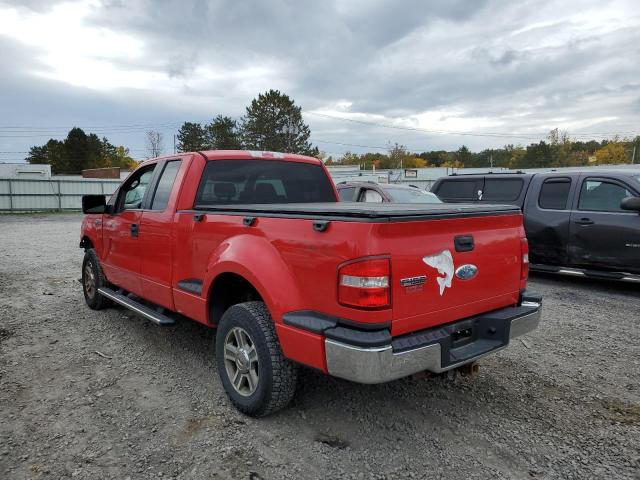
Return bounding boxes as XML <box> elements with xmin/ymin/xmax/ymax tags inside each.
<box><xmin>313</xmin><ymin>139</ymin><xmax>389</xmax><ymax>150</ymax></box>
<box><xmin>304</xmin><ymin>111</ymin><xmax>638</xmax><ymax>140</ymax></box>
<box><xmin>0</xmin><ymin>121</ymin><xmax>183</xmax><ymax>130</ymax></box>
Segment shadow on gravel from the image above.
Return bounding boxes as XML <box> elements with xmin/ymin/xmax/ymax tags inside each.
<box><xmin>0</xmin><ymin>327</ymin><xmax>15</xmax><ymax>344</ymax></box>
<box><xmin>530</xmin><ymin>271</ymin><xmax>640</xmax><ymax>296</ymax></box>
<box><xmin>111</xmin><ymin>304</ymin><xmax>490</xmax><ymax>424</ymax></box>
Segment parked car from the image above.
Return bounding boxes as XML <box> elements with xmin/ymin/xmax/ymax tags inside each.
<box><xmin>80</xmin><ymin>150</ymin><xmax>540</xmax><ymax>416</ymax></box>
<box><xmin>337</xmin><ymin>181</ymin><xmax>441</xmax><ymax>203</ymax></box>
<box><xmin>431</xmin><ymin>170</ymin><xmax>640</xmax><ymax>280</ymax></box>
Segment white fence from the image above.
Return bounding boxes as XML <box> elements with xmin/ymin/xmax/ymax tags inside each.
<box><xmin>0</xmin><ymin>178</ymin><xmax>121</xmax><ymax>212</ymax></box>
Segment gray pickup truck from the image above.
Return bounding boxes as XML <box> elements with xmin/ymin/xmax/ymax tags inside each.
<box><xmin>431</xmin><ymin>169</ymin><xmax>640</xmax><ymax>281</ymax></box>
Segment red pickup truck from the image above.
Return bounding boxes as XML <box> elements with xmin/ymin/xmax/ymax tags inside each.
<box><xmin>80</xmin><ymin>150</ymin><xmax>541</xmax><ymax>416</ymax></box>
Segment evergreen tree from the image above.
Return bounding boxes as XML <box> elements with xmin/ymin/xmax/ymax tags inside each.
<box><xmin>240</xmin><ymin>89</ymin><xmax>317</xmax><ymax>155</ymax></box>
<box><xmin>26</xmin><ymin>128</ymin><xmax>136</xmax><ymax>173</ymax></box>
<box><xmin>206</xmin><ymin>115</ymin><xmax>242</xmax><ymax>149</ymax></box>
<box><xmin>176</xmin><ymin>122</ymin><xmax>207</xmax><ymax>152</ymax></box>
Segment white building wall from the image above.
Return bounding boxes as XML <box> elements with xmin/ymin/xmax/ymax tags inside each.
<box><xmin>0</xmin><ymin>163</ymin><xmax>51</xmax><ymax>179</ymax></box>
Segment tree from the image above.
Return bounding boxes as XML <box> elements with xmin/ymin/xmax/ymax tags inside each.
<box><xmin>455</xmin><ymin>145</ymin><xmax>472</xmax><ymax>166</ymax></box>
<box><xmin>146</xmin><ymin>130</ymin><xmax>164</xmax><ymax>158</ymax></box>
<box><xmin>240</xmin><ymin>89</ymin><xmax>317</xmax><ymax>155</ymax></box>
<box><xmin>547</xmin><ymin>128</ymin><xmax>572</xmax><ymax>167</ymax></box>
<box><xmin>339</xmin><ymin>151</ymin><xmax>361</xmax><ymax>165</ymax></box>
<box><xmin>387</xmin><ymin>142</ymin><xmax>411</xmax><ymax>169</ymax></box>
<box><xmin>26</xmin><ymin>128</ymin><xmax>136</xmax><ymax>173</ymax></box>
<box><xmin>177</xmin><ymin>122</ymin><xmax>207</xmax><ymax>152</ymax></box>
<box><xmin>595</xmin><ymin>139</ymin><xmax>629</xmax><ymax>165</ymax></box>
<box><xmin>64</xmin><ymin>127</ymin><xmax>91</xmax><ymax>172</ymax></box>
<box><xmin>110</xmin><ymin>146</ymin><xmax>137</xmax><ymax>169</ymax></box>
<box><xmin>315</xmin><ymin>151</ymin><xmax>333</xmax><ymax>165</ymax></box>
<box><xmin>206</xmin><ymin>115</ymin><xmax>242</xmax><ymax>149</ymax></box>
<box><xmin>522</xmin><ymin>141</ymin><xmax>553</xmax><ymax>168</ymax></box>
<box><xmin>27</xmin><ymin>139</ymin><xmax>65</xmax><ymax>172</ymax></box>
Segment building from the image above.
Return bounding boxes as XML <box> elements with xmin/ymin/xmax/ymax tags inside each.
<box><xmin>0</xmin><ymin>163</ymin><xmax>51</xmax><ymax>179</ymax></box>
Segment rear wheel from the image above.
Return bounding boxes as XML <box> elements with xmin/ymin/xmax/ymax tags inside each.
<box><xmin>215</xmin><ymin>301</ymin><xmax>298</xmax><ymax>416</ymax></box>
<box><xmin>82</xmin><ymin>249</ymin><xmax>109</xmax><ymax>310</ymax></box>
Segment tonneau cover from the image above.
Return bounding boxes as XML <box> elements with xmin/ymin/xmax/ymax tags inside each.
<box><xmin>191</xmin><ymin>202</ymin><xmax>520</xmax><ymax>221</ymax></box>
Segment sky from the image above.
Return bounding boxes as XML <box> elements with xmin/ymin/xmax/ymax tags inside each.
<box><xmin>0</xmin><ymin>0</ymin><xmax>639</xmax><ymax>162</ymax></box>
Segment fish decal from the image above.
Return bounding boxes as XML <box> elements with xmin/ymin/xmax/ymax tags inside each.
<box><xmin>423</xmin><ymin>249</ymin><xmax>455</xmax><ymax>296</ymax></box>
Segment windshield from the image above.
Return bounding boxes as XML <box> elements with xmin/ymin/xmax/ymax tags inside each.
<box><xmin>383</xmin><ymin>187</ymin><xmax>442</xmax><ymax>204</ymax></box>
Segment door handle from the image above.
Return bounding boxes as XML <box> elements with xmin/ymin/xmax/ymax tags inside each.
<box><xmin>193</xmin><ymin>213</ymin><xmax>205</xmax><ymax>222</ymax></box>
<box><xmin>130</xmin><ymin>223</ymin><xmax>139</xmax><ymax>237</ymax></box>
<box><xmin>574</xmin><ymin>218</ymin><xmax>594</xmax><ymax>225</ymax></box>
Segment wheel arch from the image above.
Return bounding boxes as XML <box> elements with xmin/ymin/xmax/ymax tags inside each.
<box><xmin>207</xmin><ymin>272</ymin><xmax>264</xmax><ymax>324</ymax></box>
<box><xmin>79</xmin><ymin>235</ymin><xmax>94</xmax><ymax>250</ymax></box>
<box><xmin>202</xmin><ymin>235</ymin><xmax>304</xmax><ymax>325</ymax></box>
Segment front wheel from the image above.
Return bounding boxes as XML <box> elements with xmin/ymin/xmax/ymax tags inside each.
<box><xmin>215</xmin><ymin>302</ymin><xmax>298</xmax><ymax>416</ymax></box>
<box><xmin>82</xmin><ymin>249</ymin><xmax>109</xmax><ymax>310</ymax></box>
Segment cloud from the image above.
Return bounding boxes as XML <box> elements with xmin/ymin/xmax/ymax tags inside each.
<box><xmin>0</xmin><ymin>0</ymin><xmax>638</xmax><ymax>158</ymax></box>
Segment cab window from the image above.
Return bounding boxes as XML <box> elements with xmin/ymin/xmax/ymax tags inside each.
<box><xmin>195</xmin><ymin>160</ymin><xmax>336</xmax><ymax>205</ymax></box>
<box><xmin>151</xmin><ymin>160</ymin><xmax>182</xmax><ymax>211</ymax></box>
<box><xmin>480</xmin><ymin>178</ymin><xmax>524</xmax><ymax>202</ymax></box>
<box><xmin>578</xmin><ymin>179</ymin><xmax>634</xmax><ymax>212</ymax></box>
<box><xmin>338</xmin><ymin>187</ymin><xmax>356</xmax><ymax>201</ymax></box>
<box><xmin>434</xmin><ymin>179</ymin><xmax>478</xmax><ymax>201</ymax></box>
<box><xmin>538</xmin><ymin>178</ymin><xmax>571</xmax><ymax>210</ymax></box>
<box><xmin>117</xmin><ymin>164</ymin><xmax>156</xmax><ymax>211</ymax></box>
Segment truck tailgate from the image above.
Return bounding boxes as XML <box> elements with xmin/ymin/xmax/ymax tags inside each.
<box><xmin>371</xmin><ymin>213</ymin><xmax>524</xmax><ymax>336</ymax></box>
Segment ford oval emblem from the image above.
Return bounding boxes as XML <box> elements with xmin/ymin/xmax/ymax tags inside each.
<box><xmin>455</xmin><ymin>264</ymin><xmax>478</xmax><ymax>280</ymax></box>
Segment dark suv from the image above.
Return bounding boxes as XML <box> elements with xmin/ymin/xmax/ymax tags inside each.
<box><xmin>431</xmin><ymin>170</ymin><xmax>640</xmax><ymax>280</ymax></box>
<box><xmin>337</xmin><ymin>181</ymin><xmax>441</xmax><ymax>204</ymax></box>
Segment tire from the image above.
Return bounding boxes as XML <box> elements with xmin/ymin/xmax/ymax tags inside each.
<box><xmin>215</xmin><ymin>301</ymin><xmax>298</xmax><ymax>417</ymax></box>
<box><xmin>82</xmin><ymin>249</ymin><xmax>109</xmax><ymax>310</ymax></box>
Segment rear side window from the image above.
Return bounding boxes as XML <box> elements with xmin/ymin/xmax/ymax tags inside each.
<box><xmin>481</xmin><ymin>178</ymin><xmax>524</xmax><ymax>202</ymax></box>
<box><xmin>195</xmin><ymin>160</ymin><xmax>337</xmax><ymax>205</ymax></box>
<box><xmin>538</xmin><ymin>178</ymin><xmax>571</xmax><ymax>210</ymax></box>
<box><xmin>338</xmin><ymin>186</ymin><xmax>356</xmax><ymax>201</ymax></box>
<box><xmin>360</xmin><ymin>188</ymin><xmax>384</xmax><ymax>203</ymax></box>
<box><xmin>435</xmin><ymin>180</ymin><xmax>477</xmax><ymax>200</ymax></box>
<box><xmin>578</xmin><ymin>179</ymin><xmax>633</xmax><ymax>212</ymax></box>
<box><xmin>151</xmin><ymin>160</ymin><xmax>181</xmax><ymax>210</ymax></box>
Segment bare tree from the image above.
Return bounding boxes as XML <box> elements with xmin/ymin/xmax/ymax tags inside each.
<box><xmin>145</xmin><ymin>131</ymin><xmax>164</xmax><ymax>158</ymax></box>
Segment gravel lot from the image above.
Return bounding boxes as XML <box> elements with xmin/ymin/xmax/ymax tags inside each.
<box><xmin>0</xmin><ymin>213</ymin><xmax>638</xmax><ymax>480</ymax></box>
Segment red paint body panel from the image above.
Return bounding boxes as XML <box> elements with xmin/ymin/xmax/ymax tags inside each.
<box><xmin>370</xmin><ymin>214</ymin><xmax>524</xmax><ymax>335</ymax></box>
<box><xmin>101</xmin><ymin>209</ymin><xmax>143</xmax><ymax>295</ymax></box>
<box><xmin>275</xmin><ymin>323</ymin><xmax>327</xmax><ymax>372</ymax></box>
<box><xmin>138</xmin><ymin>157</ymin><xmax>191</xmax><ymax>310</ymax></box>
<box><xmin>80</xmin><ymin>150</ymin><xmax>527</xmax><ymax>374</ymax></box>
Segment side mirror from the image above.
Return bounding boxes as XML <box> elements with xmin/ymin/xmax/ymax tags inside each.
<box><xmin>82</xmin><ymin>194</ymin><xmax>107</xmax><ymax>214</ymax></box>
<box><xmin>620</xmin><ymin>196</ymin><xmax>640</xmax><ymax>212</ymax></box>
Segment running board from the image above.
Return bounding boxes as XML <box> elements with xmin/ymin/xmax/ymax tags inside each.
<box><xmin>98</xmin><ymin>287</ymin><xmax>176</xmax><ymax>325</ymax></box>
<box><xmin>530</xmin><ymin>264</ymin><xmax>640</xmax><ymax>283</ymax></box>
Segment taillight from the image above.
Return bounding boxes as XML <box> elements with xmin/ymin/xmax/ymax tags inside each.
<box><xmin>338</xmin><ymin>257</ymin><xmax>391</xmax><ymax>309</ymax></box>
<box><xmin>520</xmin><ymin>237</ymin><xmax>529</xmax><ymax>289</ymax></box>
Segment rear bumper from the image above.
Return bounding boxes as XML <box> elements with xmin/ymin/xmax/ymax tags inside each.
<box><xmin>324</xmin><ymin>301</ymin><xmax>541</xmax><ymax>384</ymax></box>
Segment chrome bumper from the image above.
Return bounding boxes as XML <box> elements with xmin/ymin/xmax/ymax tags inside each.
<box><xmin>325</xmin><ymin>302</ymin><xmax>541</xmax><ymax>384</ymax></box>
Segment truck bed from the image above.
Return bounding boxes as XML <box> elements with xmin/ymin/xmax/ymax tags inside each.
<box><xmin>190</xmin><ymin>202</ymin><xmax>521</xmax><ymax>221</ymax></box>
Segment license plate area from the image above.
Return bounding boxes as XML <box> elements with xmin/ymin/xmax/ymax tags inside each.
<box><xmin>391</xmin><ymin>306</ymin><xmax>530</xmax><ymax>368</ymax></box>
<box><xmin>451</xmin><ymin>327</ymin><xmax>474</xmax><ymax>347</ymax></box>
<box><xmin>445</xmin><ymin>316</ymin><xmax>508</xmax><ymax>367</ymax></box>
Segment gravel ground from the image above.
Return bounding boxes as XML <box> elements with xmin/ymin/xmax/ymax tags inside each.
<box><xmin>0</xmin><ymin>213</ymin><xmax>638</xmax><ymax>480</ymax></box>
